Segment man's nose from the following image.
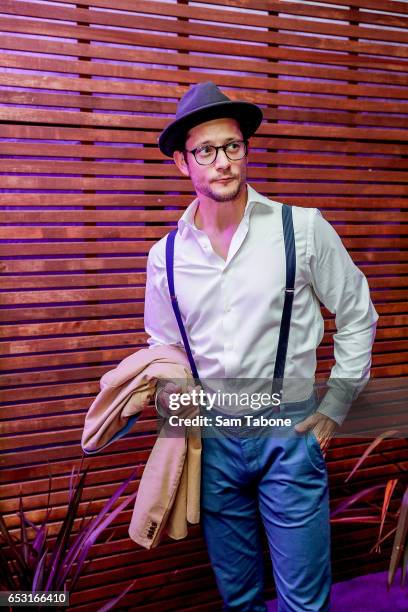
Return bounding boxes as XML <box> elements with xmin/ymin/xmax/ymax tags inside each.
<box><xmin>214</xmin><ymin>148</ymin><xmax>231</xmax><ymax>169</ymax></box>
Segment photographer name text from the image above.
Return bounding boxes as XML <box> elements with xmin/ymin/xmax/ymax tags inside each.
<box><xmin>167</xmin><ymin>414</ymin><xmax>292</xmax><ymax>428</ymax></box>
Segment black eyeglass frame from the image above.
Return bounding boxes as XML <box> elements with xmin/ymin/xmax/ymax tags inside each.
<box><xmin>184</xmin><ymin>139</ymin><xmax>248</xmax><ymax>166</ymax></box>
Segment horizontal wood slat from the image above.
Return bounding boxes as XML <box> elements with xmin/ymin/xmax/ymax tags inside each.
<box><xmin>1</xmin><ymin>0</ymin><xmax>407</xmax><ymax>45</ymax></box>
<box><xmin>1</xmin><ymin>0</ymin><xmax>407</xmax><ymax>609</ymax></box>
<box><xmin>2</xmin><ymin>51</ymin><xmax>408</xmax><ymax>98</ymax></box>
<box><xmin>0</xmin><ymin>41</ymin><xmax>407</xmax><ymax>83</ymax></box>
<box><xmin>2</xmin><ymin>34</ymin><xmax>407</xmax><ymax>77</ymax></box>
<box><xmin>39</xmin><ymin>0</ymin><xmax>408</xmax><ymax>29</ymax></box>
<box><xmin>0</xmin><ymin>14</ymin><xmax>407</xmax><ymax>58</ymax></box>
<box><xmin>1</xmin><ymin>80</ymin><xmax>407</xmax><ymax>114</ymax></box>
<box><xmin>287</xmin><ymin>0</ymin><xmax>407</xmax><ymax>13</ymax></box>
<box><xmin>1</xmin><ymin>177</ymin><xmax>408</xmax><ymax>193</ymax></box>
<box><xmin>1</xmin><ymin>160</ymin><xmax>408</xmax><ymax>181</ymax></box>
<box><xmin>2</xmin><ymin>141</ymin><xmax>408</xmax><ymax>165</ymax></box>
<box><xmin>2</xmin><ymin>124</ymin><xmax>408</xmax><ymax>154</ymax></box>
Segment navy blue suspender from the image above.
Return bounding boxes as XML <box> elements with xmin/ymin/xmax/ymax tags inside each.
<box><xmin>165</xmin><ymin>230</ymin><xmax>200</xmax><ymax>381</ymax></box>
<box><xmin>271</xmin><ymin>204</ymin><xmax>296</xmax><ymax>396</ymax></box>
<box><xmin>165</xmin><ymin>204</ymin><xmax>296</xmax><ymax>405</ymax></box>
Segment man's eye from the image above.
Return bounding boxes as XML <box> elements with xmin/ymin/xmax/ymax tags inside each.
<box><xmin>227</xmin><ymin>142</ymin><xmax>240</xmax><ymax>151</ymax></box>
<box><xmin>197</xmin><ymin>146</ymin><xmax>214</xmax><ymax>156</ymax></box>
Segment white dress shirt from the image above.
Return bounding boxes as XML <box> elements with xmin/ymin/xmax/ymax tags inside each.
<box><xmin>144</xmin><ymin>184</ymin><xmax>379</xmax><ymax>425</ymax></box>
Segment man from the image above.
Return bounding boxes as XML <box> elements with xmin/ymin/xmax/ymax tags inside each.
<box><xmin>144</xmin><ymin>82</ymin><xmax>378</xmax><ymax>611</ymax></box>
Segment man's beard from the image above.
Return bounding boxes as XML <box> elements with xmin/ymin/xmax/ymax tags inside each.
<box><xmin>198</xmin><ymin>175</ymin><xmax>246</xmax><ymax>203</ymax></box>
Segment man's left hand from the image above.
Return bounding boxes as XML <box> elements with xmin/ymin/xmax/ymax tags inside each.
<box><xmin>294</xmin><ymin>412</ymin><xmax>339</xmax><ymax>456</ymax></box>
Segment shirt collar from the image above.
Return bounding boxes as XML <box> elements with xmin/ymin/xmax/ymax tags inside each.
<box><xmin>177</xmin><ymin>184</ymin><xmax>279</xmax><ymax>238</ymax></box>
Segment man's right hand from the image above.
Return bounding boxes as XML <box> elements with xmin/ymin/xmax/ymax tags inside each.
<box><xmin>155</xmin><ymin>381</ymin><xmax>202</xmax><ymax>419</ymax></box>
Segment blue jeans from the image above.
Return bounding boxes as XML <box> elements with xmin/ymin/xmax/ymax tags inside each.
<box><xmin>200</xmin><ymin>395</ymin><xmax>331</xmax><ymax>611</ymax></box>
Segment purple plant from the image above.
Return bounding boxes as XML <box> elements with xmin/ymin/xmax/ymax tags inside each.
<box><xmin>330</xmin><ymin>429</ymin><xmax>408</xmax><ymax>588</ymax></box>
<box><xmin>0</xmin><ymin>460</ymin><xmax>138</xmax><ymax>610</ymax></box>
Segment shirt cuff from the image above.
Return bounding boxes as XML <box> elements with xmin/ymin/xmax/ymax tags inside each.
<box><xmin>317</xmin><ymin>390</ymin><xmax>351</xmax><ymax>427</ymax></box>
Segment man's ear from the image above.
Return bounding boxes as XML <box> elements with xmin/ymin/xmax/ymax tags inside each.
<box><xmin>173</xmin><ymin>150</ymin><xmax>190</xmax><ymax>177</ymax></box>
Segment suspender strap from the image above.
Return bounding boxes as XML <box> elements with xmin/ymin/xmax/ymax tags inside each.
<box><xmin>165</xmin><ymin>204</ymin><xmax>296</xmax><ymax>399</ymax></box>
<box><xmin>272</xmin><ymin>204</ymin><xmax>296</xmax><ymax>398</ymax></box>
<box><xmin>165</xmin><ymin>229</ymin><xmax>200</xmax><ymax>381</ymax></box>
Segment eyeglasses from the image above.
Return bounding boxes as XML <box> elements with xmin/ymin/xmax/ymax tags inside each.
<box><xmin>185</xmin><ymin>140</ymin><xmax>248</xmax><ymax>166</ymax></box>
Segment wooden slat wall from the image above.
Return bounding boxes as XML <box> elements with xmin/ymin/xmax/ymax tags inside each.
<box><xmin>0</xmin><ymin>0</ymin><xmax>407</xmax><ymax>609</ymax></box>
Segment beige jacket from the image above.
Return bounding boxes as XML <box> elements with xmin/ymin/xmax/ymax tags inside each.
<box><xmin>81</xmin><ymin>345</ymin><xmax>201</xmax><ymax>549</ymax></box>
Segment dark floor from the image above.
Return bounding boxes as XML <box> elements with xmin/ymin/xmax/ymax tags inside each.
<box><xmin>267</xmin><ymin>569</ymin><xmax>408</xmax><ymax>611</ymax></box>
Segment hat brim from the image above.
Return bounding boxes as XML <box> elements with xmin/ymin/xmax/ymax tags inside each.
<box><xmin>158</xmin><ymin>100</ymin><xmax>263</xmax><ymax>157</ymax></box>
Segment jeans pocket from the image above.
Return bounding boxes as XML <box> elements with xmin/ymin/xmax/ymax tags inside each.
<box><xmin>304</xmin><ymin>429</ymin><xmax>326</xmax><ymax>471</ymax></box>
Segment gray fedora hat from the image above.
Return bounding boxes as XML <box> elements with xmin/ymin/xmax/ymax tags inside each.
<box><xmin>158</xmin><ymin>81</ymin><xmax>263</xmax><ymax>157</ymax></box>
